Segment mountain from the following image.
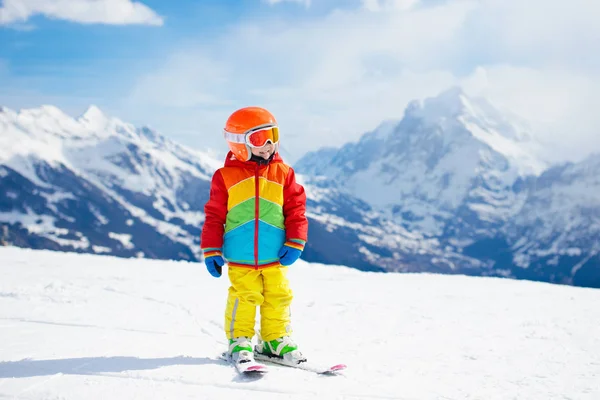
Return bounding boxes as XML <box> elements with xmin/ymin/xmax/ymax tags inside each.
<box><xmin>0</xmin><ymin>104</ymin><xmax>221</xmax><ymax>260</ymax></box>
<box><xmin>296</xmin><ymin>87</ymin><xmax>546</xmax><ymax>235</ymax></box>
<box><xmin>2</xmin><ymin>90</ymin><xmax>599</xmax><ymax>289</ymax></box>
<box><xmin>2</xmin><ymin>246</ymin><xmax>599</xmax><ymax>399</ymax></box>
<box><xmin>295</xmin><ymin>88</ymin><xmax>600</xmax><ymax>288</ymax></box>
<box><xmin>504</xmin><ymin>153</ymin><xmax>600</xmax><ymax>287</ymax></box>
<box><xmin>0</xmin><ymin>104</ymin><xmax>399</xmax><ymax>270</ymax></box>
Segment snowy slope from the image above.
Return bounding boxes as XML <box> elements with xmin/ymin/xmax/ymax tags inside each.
<box><xmin>1</xmin><ymin>247</ymin><xmax>599</xmax><ymax>399</ymax></box>
<box><xmin>0</xmin><ymin>105</ymin><xmax>221</xmax><ymax>260</ymax></box>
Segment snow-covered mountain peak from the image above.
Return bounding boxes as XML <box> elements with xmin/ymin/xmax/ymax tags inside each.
<box><xmin>409</xmin><ymin>86</ymin><xmax>469</xmax><ymax>120</ymax></box>
<box><xmin>35</xmin><ymin>104</ymin><xmax>72</xmax><ymax>120</ymax></box>
<box><xmin>0</xmin><ymin>103</ymin><xmax>225</xmax><ymax>261</ymax></box>
<box><xmin>81</xmin><ymin>104</ymin><xmax>104</xmax><ymax>119</ymax></box>
<box><xmin>137</xmin><ymin>126</ymin><xmax>163</xmax><ymax>143</ymax></box>
<box><xmin>76</xmin><ymin>104</ymin><xmax>120</xmax><ymax>135</ymax></box>
<box><xmin>399</xmin><ymin>88</ymin><xmax>547</xmax><ymax>176</ymax></box>
<box><xmin>367</xmin><ymin>119</ymin><xmax>400</xmax><ymax>141</ymax></box>
<box><xmin>0</xmin><ymin>104</ymin><xmax>15</xmax><ymax>119</ymax></box>
<box><xmin>294</xmin><ymin>87</ymin><xmax>551</xmax><ymax>237</ymax></box>
<box><xmin>405</xmin><ymin>88</ymin><xmax>528</xmax><ymax>140</ymax></box>
<box><xmin>12</xmin><ymin>105</ymin><xmax>80</xmax><ymax>135</ymax></box>
<box><xmin>296</xmin><ymin>88</ymin><xmax>547</xmax><ymax>181</ymax></box>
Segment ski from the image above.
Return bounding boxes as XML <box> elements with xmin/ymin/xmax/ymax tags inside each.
<box><xmin>254</xmin><ymin>352</ymin><xmax>346</xmax><ymax>375</ymax></box>
<box><xmin>220</xmin><ymin>352</ymin><xmax>269</xmax><ymax>375</ymax></box>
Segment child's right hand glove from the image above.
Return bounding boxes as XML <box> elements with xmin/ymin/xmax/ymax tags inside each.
<box><xmin>203</xmin><ymin>249</ymin><xmax>224</xmax><ymax>278</ymax></box>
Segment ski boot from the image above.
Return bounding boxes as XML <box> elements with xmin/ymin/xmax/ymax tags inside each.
<box><xmin>227</xmin><ymin>337</ymin><xmax>268</xmax><ymax>374</ymax></box>
<box><xmin>255</xmin><ymin>336</ymin><xmax>307</xmax><ymax>365</ymax></box>
<box><xmin>229</xmin><ymin>336</ymin><xmax>255</xmax><ymax>364</ymax></box>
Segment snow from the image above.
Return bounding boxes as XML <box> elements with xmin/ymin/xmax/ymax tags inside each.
<box><xmin>0</xmin><ymin>211</ymin><xmax>58</xmax><ymax>236</ymax></box>
<box><xmin>1</xmin><ymin>247</ymin><xmax>599</xmax><ymax>399</ymax></box>
<box><xmin>92</xmin><ymin>245</ymin><xmax>112</xmax><ymax>254</ymax></box>
<box><xmin>78</xmin><ymin>105</ymin><xmax>109</xmax><ymax>132</ymax></box>
<box><xmin>0</xmin><ymin>104</ymin><xmax>222</xmax><ymax>257</ymax></box>
<box><xmin>41</xmin><ymin>191</ymin><xmax>76</xmax><ymax>204</ymax></box>
<box><xmin>463</xmin><ymin>119</ymin><xmax>546</xmax><ymax>176</ymax></box>
<box><xmin>295</xmin><ymin>88</ymin><xmax>551</xmax><ymax>241</ymax></box>
<box><xmin>108</xmin><ymin>232</ymin><xmax>135</xmax><ymax>250</ymax></box>
<box><xmin>89</xmin><ymin>204</ymin><xmax>109</xmax><ymax>226</ymax></box>
<box><xmin>508</xmin><ymin>154</ymin><xmax>600</xmax><ymax>266</ymax></box>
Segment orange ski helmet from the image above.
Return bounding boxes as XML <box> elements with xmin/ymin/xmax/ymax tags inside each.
<box><xmin>223</xmin><ymin>106</ymin><xmax>279</xmax><ymax>161</ymax></box>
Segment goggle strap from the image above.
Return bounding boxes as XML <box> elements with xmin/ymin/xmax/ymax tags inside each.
<box><xmin>223</xmin><ymin>129</ymin><xmax>246</xmax><ymax>144</ymax></box>
<box><xmin>245</xmin><ymin>124</ymin><xmax>277</xmax><ymax>135</ymax></box>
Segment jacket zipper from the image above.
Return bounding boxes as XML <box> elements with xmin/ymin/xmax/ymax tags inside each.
<box><xmin>254</xmin><ymin>163</ymin><xmax>259</xmax><ymax>270</ymax></box>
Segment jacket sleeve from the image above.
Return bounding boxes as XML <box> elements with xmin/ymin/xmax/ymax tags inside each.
<box><xmin>282</xmin><ymin>167</ymin><xmax>308</xmax><ymax>250</ymax></box>
<box><xmin>200</xmin><ymin>170</ymin><xmax>228</xmax><ymax>257</ymax></box>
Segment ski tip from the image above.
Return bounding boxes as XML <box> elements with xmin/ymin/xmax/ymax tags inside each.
<box><xmin>242</xmin><ymin>368</ymin><xmax>268</xmax><ymax>375</ymax></box>
<box><xmin>236</xmin><ymin>363</ymin><xmax>269</xmax><ymax>375</ymax></box>
<box><xmin>245</xmin><ymin>365</ymin><xmax>269</xmax><ymax>372</ymax></box>
<box><xmin>319</xmin><ymin>364</ymin><xmax>347</xmax><ymax>374</ymax></box>
<box><xmin>330</xmin><ymin>364</ymin><xmax>347</xmax><ymax>371</ymax></box>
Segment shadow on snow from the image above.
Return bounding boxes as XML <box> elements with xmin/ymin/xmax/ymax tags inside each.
<box><xmin>0</xmin><ymin>356</ymin><xmax>223</xmax><ymax>378</ymax></box>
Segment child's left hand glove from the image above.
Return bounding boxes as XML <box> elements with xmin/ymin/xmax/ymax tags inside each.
<box><xmin>278</xmin><ymin>240</ymin><xmax>305</xmax><ymax>266</ymax></box>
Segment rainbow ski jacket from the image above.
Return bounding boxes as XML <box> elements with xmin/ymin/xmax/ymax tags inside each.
<box><xmin>201</xmin><ymin>152</ymin><xmax>308</xmax><ymax>269</ymax></box>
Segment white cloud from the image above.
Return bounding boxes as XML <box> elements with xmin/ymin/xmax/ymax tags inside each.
<box><xmin>458</xmin><ymin>0</ymin><xmax>600</xmax><ymax>70</ymax></box>
<box><xmin>36</xmin><ymin>0</ymin><xmax>600</xmax><ymax>164</ymax></box>
<box><xmin>462</xmin><ymin>66</ymin><xmax>600</xmax><ymax>163</ymax></box>
<box><xmin>127</xmin><ymin>52</ymin><xmax>230</xmax><ymax>108</ymax></box>
<box><xmin>126</xmin><ymin>2</ymin><xmax>474</xmax><ymax>160</ymax></box>
<box><xmin>0</xmin><ymin>0</ymin><xmax>163</xmax><ymax>26</ymax></box>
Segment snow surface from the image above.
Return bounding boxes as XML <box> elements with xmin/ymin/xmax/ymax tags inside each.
<box><xmin>1</xmin><ymin>247</ymin><xmax>599</xmax><ymax>399</ymax></box>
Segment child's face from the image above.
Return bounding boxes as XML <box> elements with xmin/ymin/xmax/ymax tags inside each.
<box><xmin>250</xmin><ymin>142</ymin><xmax>275</xmax><ymax>159</ymax></box>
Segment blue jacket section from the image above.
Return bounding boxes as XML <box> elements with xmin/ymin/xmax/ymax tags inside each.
<box><xmin>223</xmin><ymin>221</ymin><xmax>286</xmax><ymax>266</ymax></box>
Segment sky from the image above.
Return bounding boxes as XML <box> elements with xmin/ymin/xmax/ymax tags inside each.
<box><xmin>1</xmin><ymin>0</ymin><xmax>600</xmax><ymax>163</ymax></box>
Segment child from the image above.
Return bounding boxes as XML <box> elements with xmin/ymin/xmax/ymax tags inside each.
<box><xmin>200</xmin><ymin>106</ymin><xmax>308</xmax><ymax>366</ymax></box>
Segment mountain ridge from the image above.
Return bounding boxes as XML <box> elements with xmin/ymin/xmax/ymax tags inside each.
<box><xmin>1</xmin><ymin>90</ymin><xmax>599</xmax><ymax>288</ymax></box>
<box><xmin>294</xmin><ymin>88</ymin><xmax>600</xmax><ymax>287</ymax></box>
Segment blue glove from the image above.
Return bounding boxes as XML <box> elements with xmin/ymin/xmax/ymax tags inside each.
<box><xmin>205</xmin><ymin>255</ymin><xmax>225</xmax><ymax>278</ymax></box>
<box><xmin>278</xmin><ymin>244</ymin><xmax>303</xmax><ymax>266</ymax></box>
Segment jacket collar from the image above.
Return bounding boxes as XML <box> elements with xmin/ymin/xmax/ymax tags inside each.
<box><xmin>224</xmin><ymin>151</ymin><xmax>283</xmax><ymax>169</ymax></box>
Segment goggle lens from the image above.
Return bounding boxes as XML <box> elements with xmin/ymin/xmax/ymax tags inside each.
<box><xmin>246</xmin><ymin>126</ymin><xmax>279</xmax><ymax>148</ymax></box>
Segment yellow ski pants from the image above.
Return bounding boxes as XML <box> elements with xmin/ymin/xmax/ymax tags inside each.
<box><xmin>225</xmin><ymin>266</ymin><xmax>293</xmax><ymax>342</ymax></box>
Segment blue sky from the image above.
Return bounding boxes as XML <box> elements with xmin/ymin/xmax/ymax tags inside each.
<box><xmin>1</xmin><ymin>0</ymin><xmax>600</xmax><ymax>163</ymax></box>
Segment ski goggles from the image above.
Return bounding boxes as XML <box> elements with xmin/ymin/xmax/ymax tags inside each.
<box><xmin>224</xmin><ymin>124</ymin><xmax>279</xmax><ymax>148</ymax></box>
